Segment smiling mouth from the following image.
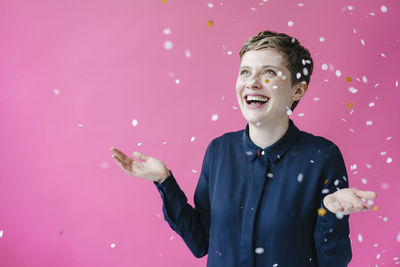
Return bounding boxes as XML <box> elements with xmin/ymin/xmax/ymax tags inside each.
<box><xmin>245</xmin><ymin>95</ymin><xmax>270</xmax><ymax>105</ymax></box>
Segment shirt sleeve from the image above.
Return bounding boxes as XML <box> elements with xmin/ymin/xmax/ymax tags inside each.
<box><xmin>313</xmin><ymin>144</ymin><xmax>352</xmax><ymax>267</ymax></box>
<box><xmin>153</xmin><ymin>142</ymin><xmax>212</xmax><ymax>258</ymax></box>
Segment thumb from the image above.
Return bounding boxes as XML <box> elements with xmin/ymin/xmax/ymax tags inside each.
<box><xmin>133</xmin><ymin>151</ymin><xmax>149</xmax><ymax>162</ymax></box>
<box><xmin>354</xmin><ymin>189</ymin><xmax>377</xmax><ymax>200</ymax></box>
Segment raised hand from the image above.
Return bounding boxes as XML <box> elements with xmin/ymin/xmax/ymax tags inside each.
<box><xmin>323</xmin><ymin>188</ymin><xmax>377</xmax><ymax>215</ymax></box>
<box><xmin>110</xmin><ymin>147</ymin><xmax>170</xmax><ymax>184</ymax></box>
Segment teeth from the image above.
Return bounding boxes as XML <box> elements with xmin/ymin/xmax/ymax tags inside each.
<box><xmin>246</xmin><ymin>95</ymin><xmax>269</xmax><ymax>101</ymax></box>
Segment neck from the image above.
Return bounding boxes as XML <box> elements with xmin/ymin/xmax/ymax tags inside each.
<box><xmin>248</xmin><ymin>118</ymin><xmax>290</xmax><ymax>149</ymax></box>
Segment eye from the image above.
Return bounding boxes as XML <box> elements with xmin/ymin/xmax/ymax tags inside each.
<box><xmin>263</xmin><ymin>69</ymin><xmax>276</xmax><ymax>75</ymax></box>
<box><xmin>240</xmin><ymin>69</ymin><xmax>250</xmax><ymax>75</ymax></box>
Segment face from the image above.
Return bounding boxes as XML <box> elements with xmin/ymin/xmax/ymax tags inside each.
<box><xmin>236</xmin><ymin>49</ymin><xmax>304</xmax><ymax>126</ymax></box>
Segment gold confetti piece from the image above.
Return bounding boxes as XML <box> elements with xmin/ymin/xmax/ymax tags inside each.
<box><xmin>207</xmin><ymin>20</ymin><xmax>214</xmax><ymax>27</ymax></box>
<box><xmin>324</xmin><ymin>179</ymin><xmax>328</xmax><ymax>184</ymax></box>
<box><xmin>347</xmin><ymin>102</ymin><xmax>353</xmax><ymax>108</ymax></box>
<box><xmin>161</xmin><ymin>0</ymin><xmax>167</xmax><ymax>3</ymax></box>
<box><xmin>265</xmin><ymin>79</ymin><xmax>270</xmax><ymax>83</ymax></box>
<box><xmin>373</xmin><ymin>206</ymin><xmax>378</xmax><ymax>211</ymax></box>
<box><xmin>346</xmin><ymin>76</ymin><xmax>352</xmax><ymax>82</ymax></box>
<box><xmin>318</xmin><ymin>208</ymin><xmax>327</xmax><ymax>216</ymax></box>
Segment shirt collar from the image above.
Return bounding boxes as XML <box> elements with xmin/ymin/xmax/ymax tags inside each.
<box><xmin>243</xmin><ymin>119</ymin><xmax>300</xmax><ymax>162</ymax></box>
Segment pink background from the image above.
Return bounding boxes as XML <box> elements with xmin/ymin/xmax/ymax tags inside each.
<box><xmin>1</xmin><ymin>0</ymin><xmax>399</xmax><ymax>266</ymax></box>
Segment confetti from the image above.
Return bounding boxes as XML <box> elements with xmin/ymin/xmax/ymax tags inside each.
<box><xmin>286</xmin><ymin>106</ymin><xmax>292</xmax><ymax>116</ymax></box>
<box><xmin>319</xmin><ymin>37</ymin><xmax>325</xmax><ymax>42</ymax></box>
<box><xmin>381</xmin><ymin>5</ymin><xmax>388</xmax><ymax>13</ymax></box>
<box><xmin>348</xmin><ymin>87</ymin><xmax>358</xmax><ymax>94</ymax></box>
<box><xmin>163</xmin><ymin>28</ymin><xmax>171</xmax><ymax>35</ymax></box>
<box><xmin>366</xmin><ymin>120</ymin><xmax>373</xmax><ymax>126</ymax></box>
<box><xmin>346</xmin><ymin>77</ymin><xmax>352</xmax><ymax>82</ymax></box>
<box><xmin>77</xmin><ymin>123</ymin><xmax>84</xmax><ymax>127</ymax></box>
<box><xmin>360</xmin><ymin>39</ymin><xmax>365</xmax><ymax>46</ymax></box>
<box><xmin>192</xmin><ymin>169</ymin><xmax>197</xmax><ymax>173</ymax></box>
<box><xmin>162</xmin><ymin>141</ymin><xmax>167</xmax><ymax>145</ymax></box>
<box><xmin>281</xmin><ymin>75</ymin><xmax>287</xmax><ymax>80</ymax></box>
<box><xmin>381</xmin><ymin>53</ymin><xmax>386</xmax><ymax>58</ymax></box>
<box><xmin>296</xmin><ymin>72</ymin><xmax>301</xmax><ymax>79</ymax></box>
<box><xmin>110</xmin><ymin>243</ymin><xmax>116</xmax><ymax>248</ymax></box>
<box><xmin>175</xmin><ymin>79</ymin><xmax>180</xmax><ymax>84</ymax></box>
<box><xmin>387</xmin><ymin>157</ymin><xmax>392</xmax><ymax>164</ymax></box>
<box><xmin>298</xmin><ymin>113</ymin><xmax>304</xmax><ymax>117</ymax></box>
<box><xmin>386</xmin><ymin>137</ymin><xmax>392</xmax><ymax>140</ymax></box>
<box><xmin>132</xmin><ymin>119</ymin><xmax>138</xmax><ymax>127</ymax></box>
<box><xmin>208</xmin><ymin>20</ymin><xmax>214</xmax><ymax>27</ymax></box>
<box><xmin>250</xmin><ymin>7</ymin><xmax>256</xmax><ymax>11</ymax></box>
<box><xmin>373</xmin><ymin>206</ymin><xmax>378</xmax><ymax>211</ymax></box>
<box><xmin>318</xmin><ymin>208</ymin><xmax>326</xmax><ymax>216</ymax></box>
<box><xmin>298</xmin><ymin>3</ymin><xmax>304</xmax><ymax>7</ymax></box>
<box><xmin>137</xmin><ymin>142</ymin><xmax>142</xmax><ymax>146</ymax></box>
<box><xmin>208</xmin><ymin>3</ymin><xmax>213</xmax><ymax>8</ymax></box>
<box><xmin>0</xmin><ymin>230</ymin><xmax>3</xmax><ymax>238</ymax></box>
<box><xmin>347</xmin><ymin>102</ymin><xmax>353</xmax><ymax>108</ymax></box>
<box><xmin>383</xmin><ymin>217</ymin><xmax>388</xmax><ymax>222</ymax></box>
<box><xmin>272</xmin><ymin>85</ymin><xmax>278</xmax><ymax>89</ymax></box>
<box><xmin>313</xmin><ymin>97</ymin><xmax>320</xmax><ymax>101</ymax></box>
<box><xmin>267</xmin><ymin>173</ymin><xmax>274</xmax><ymax>178</ymax></box>
<box><xmin>358</xmin><ymin>234</ymin><xmax>363</xmax><ymax>242</ymax></box>
<box><xmin>190</xmin><ymin>136</ymin><xmax>195</xmax><ymax>142</ymax></box>
<box><xmin>321</xmin><ymin>64</ymin><xmax>328</xmax><ymax>70</ymax></box>
<box><xmin>54</xmin><ymin>89</ymin><xmax>60</xmax><ymax>95</ymax></box>
<box><xmin>288</xmin><ymin>21</ymin><xmax>294</xmax><ymax>27</ymax></box>
<box><xmin>397</xmin><ymin>233</ymin><xmax>400</xmax><ymax>242</ymax></box>
<box><xmin>322</xmin><ymin>189</ymin><xmax>329</xmax><ymax>194</ymax></box>
<box><xmin>335</xmin><ymin>70</ymin><xmax>341</xmax><ymax>77</ymax></box>
<box><xmin>297</xmin><ymin>173</ymin><xmax>304</xmax><ymax>182</ymax></box>
<box><xmin>170</xmin><ymin>235</ymin><xmax>174</xmax><ymax>240</ymax></box>
<box><xmin>336</xmin><ymin>212</ymin><xmax>344</xmax><ymax>219</ymax></box>
<box><xmin>211</xmin><ymin>114</ymin><xmax>218</xmax><ymax>121</ymax></box>
<box><xmin>396</xmin><ymin>81</ymin><xmax>398</xmax><ymax>87</ymax></box>
<box><xmin>273</xmin><ymin>264</ymin><xmax>278</xmax><ymax>267</ymax></box>
<box><xmin>185</xmin><ymin>49</ymin><xmax>191</xmax><ymax>58</ymax></box>
<box><xmin>227</xmin><ymin>51</ymin><xmax>232</xmax><ymax>55</ymax></box>
<box><xmin>380</xmin><ymin>151</ymin><xmax>387</xmax><ymax>156</ymax></box>
<box><xmin>368</xmin><ymin>102</ymin><xmax>375</xmax><ymax>107</ymax></box>
<box><xmin>361</xmin><ymin>178</ymin><xmax>367</xmax><ymax>184</ymax></box>
<box><xmin>265</xmin><ymin>79</ymin><xmax>270</xmax><ymax>83</ymax></box>
<box><xmin>324</xmin><ymin>179</ymin><xmax>328</xmax><ymax>184</ymax></box>
<box><xmin>255</xmin><ymin>247</ymin><xmax>264</xmax><ymax>254</ymax></box>
<box><xmin>277</xmin><ymin>71</ymin><xmax>282</xmax><ymax>76</ymax></box>
<box><xmin>164</xmin><ymin>41</ymin><xmax>173</xmax><ymax>50</ymax></box>
<box><xmin>303</xmin><ymin>67</ymin><xmax>309</xmax><ymax>76</ymax></box>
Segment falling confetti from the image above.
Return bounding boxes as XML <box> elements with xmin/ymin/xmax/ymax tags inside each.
<box><xmin>110</xmin><ymin>243</ymin><xmax>116</xmax><ymax>248</ymax></box>
<box><xmin>281</xmin><ymin>75</ymin><xmax>287</xmax><ymax>80</ymax></box>
<box><xmin>296</xmin><ymin>72</ymin><xmax>301</xmax><ymax>79</ymax></box>
<box><xmin>132</xmin><ymin>119</ymin><xmax>138</xmax><ymax>127</ymax></box>
<box><xmin>358</xmin><ymin>234</ymin><xmax>363</xmax><ymax>242</ymax></box>
<box><xmin>336</xmin><ymin>212</ymin><xmax>344</xmax><ymax>219</ymax></box>
<box><xmin>272</xmin><ymin>85</ymin><xmax>278</xmax><ymax>89</ymax></box>
<box><xmin>369</xmin><ymin>102</ymin><xmax>375</xmax><ymax>107</ymax></box>
<box><xmin>255</xmin><ymin>247</ymin><xmax>264</xmax><ymax>254</ymax></box>
<box><xmin>190</xmin><ymin>136</ymin><xmax>195</xmax><ymax>142</ymax></box>
<box><xmin>297</xmin><ymin>173</ymin><xmax>304</xmax><ymax>182</ymax></box>
<box><xmin>211</xmin><ymin>114</ymin><xmax>218</xmax><ymax>121</ymax></box>
<box><xmin>208</xmin><ymin>20</ymin><xmax>214</xmax><ymax>27</ymax></box>
<box><xmin>321</xmin><ymin>64</ymin><xmax>328</xmax><ymax>70</ymax></box>
<box><xmin>163</xmin><ymin>28</ymin><xmax>171</xmax><ymax>35</ymax></box>
<box><xmin>175</xmin><ymin>79</ymin><xmax>180</xmax><ymax>84</ymax></box>
<box><xmin>185</xmin><ymin>49</ymin><xmax>191</xmax><ymax>58</ymax></box>
<box><xmin>361</xmin><ymin>178</ymin><xmax>367</xmax><ymax>184</ymax></box>
<box><xmin>335</xmin><ymin>70</ymin><xmax>342</xmax><ymax>77</ymax></box>
<box><xmin>395</xmin><ymin>81</ymin><xmax>398</xmax><ymax>87</ymax></box>
<box><xmin>303</xmin><ymin>67</ymin><xmax>309</xmax><ymax>76</ymax></box>
<box><xmin>192</xmin><ymin>169</ymin><xmax>197</xmax><ymax>173</ymax></box>
<box><xmin>366</xmin><ymin>120</ymin><xmax>373</xmax><ymax>126</ymax></box>
<box><xmin>286</xmin><ymin>106</ymin><xmax>292</xmax><ymax>116</ymax></box>
<box><xmin>161</xmin><ymin>0</ymin><xmax>167</xmax><ymax>3</ymax></box>
<box><xmin>381</xmin><ymin>53</ymin><xmax>386</xmax><ymax>58</ymax></box>
<box><xmin>77</xmin><ymin>123</ymin><xmax>84</xmax><ymax>127</ymax></box>
<box><xmin>397</xmin><ymin>232</ymin><xmax>400</xmax><ymax>242</ymax></box>
<box><xmin>346</xmin><ymin>77</ymin><xmax>352</xmax><ymax>82</ymax></box>
<box><xmin>137</xmin><ymin>142</ymin><xmax>142</xmax><ymax>146</ymax></box>
<box><xmin>373</xmin><ymin>206</ymin><xmax>378</xmax><ymax>211</ymax></box>
<box><xmin>349</xmin><ymin>87</ymin><xmax>358</xmax><ymax>94</ymax></box>
<box><xmin>227</xmin><ymin>51</ymin><xmax>232</xmax><ymax>55</ymax></box>
<box><xmin>170</xmin><ymin>235</ymin><xmax>174</xmax><ymax>240</ymax></box>
<box><xmin>264</xmin><ymin>79</ymin><xmax>270</xmax><ymax>84</ymax></box>
<box><xmin>288</xmin><ymin>21</ymin><xmax>294</xmax><ymax>27</ymax></box>
<box><xmin>319</xmin><ymin>37</ymin><xmax>325</xmax><ymax>42</ymax></box>
<box><xmin>324</xmin><ymin>179</ymin><xmax>328</xmax><ymax>184</ymax></box>
<box><xmin>267</xmin><ymin>173</ymin><xmax>274</xmax><ymax>178</ymax></box>
<box><xmin>164</xmin><ymin>41</ymin><xmax>173</xmax><ymax>50</ymax></box>
<box><xmin>313</xmin><ymin>97</ymin><xmax>320</xmax><ymax>101</ymax></box>
<box><xmin>360</xmin><ymin>39</ymin><xmax>365</xmax><ymax>46</ymax></box>
<box><xmin>318</xmin><ymin>208</ymin><xmax>326</xmax><ymax>216</ymax></box>
<box><xmin>381</xmin><ymin>5</ymin><xmax>388</xmax><ymax>13</ymax></box>
<box><xmin>387</xmin><ymin>157</ymin><xmax>392</xmax><ymax>164</ymax></box>
<box><xmin>298</xmin><ymin>113</ymin><xmax>304</xmax><ymax>117</ymax></box>
<box><xmin>347</xmin><ymin>102</ymin><xmax>353</xmax><ymax>108</ymax></box>
<box><xmin>54</xmin><ymin>89</ymin><xmax>60</xmax><ymax>95</ymax></box>
<box><xmin>0</xmin><ymin>230</ymin><xmax>3</xmax><ymax>238</ymax></box>
<box><xmin>208</xmin><ymin>3</ymin><xmax>213</xmax><ymax>8</ymax></box>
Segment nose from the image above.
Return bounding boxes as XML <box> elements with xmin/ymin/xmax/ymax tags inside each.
<box><xmin>246</xmin><ymin>77</ymin><xmax>262</xmax><ymax>89</ymax></box>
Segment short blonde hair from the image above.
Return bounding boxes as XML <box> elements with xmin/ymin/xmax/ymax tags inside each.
<box><xmin>240</xmin><ymin>30</ymin><xmax>314</xmax><ymax>111</ymax></box>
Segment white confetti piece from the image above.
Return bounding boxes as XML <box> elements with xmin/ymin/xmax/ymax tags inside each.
<box><xmin>132</xmin><ymin>119</ymin><xmax>138</xmax><ymax>127</ymax></box>
<box><xmin>387</xmin><ymin>157</ymin><xmax>392</xmax><ymax>163</ymax></box>
<box><xmin>164</xmin><ymin>41</ymin><xmax>173</xmax><ymax>50</ymax></box>
<box><xmin>313</xmin><ymin>97</ymin><xmax>320</xmax><ymax>101</ymax></box>
<box><xmin>272</xmin><ymin>85</ymin><xmax>278</xmax><ymax>89</ymax></box>
<box><xmin>335</xmin><ymin>70</ymin><xmax>341</xmax><ymax>77</ymax></box>
<box><xmin>351</xmin><ymin>164</ymin><xmax>357</xmax><ymax>170</ymax></box>
<box><xmin>367</xmin><ymin>199</ymin><xmax>374</xmax><ymax>205</ymax></box>
<box><xmin>267</xmin><ymin>173</ymin><xmax>274</xmax><ymax>178</ymax></box>
<box><xmin>361</xmin><ymin>178</ymin><xmax>367</xmax><ymax>184</ymax></box>
<box><xmin>358</xmin><ymin>234</ymin><xmax>363</xmax><ymax>242</ymax></box>
<box><xmin>383</xmin><ymin>217</ymin><xmax>388</xmax><ymax>222</ymax></box>
<box><xmin>273</xmin><ymin>264</ymin><xmax>278</xmax><ymax>267</ymax></box>
<box><xmin>250</xmin><ymin>7</ymin><xmax>256</xmax><ymax>11</ymax></box>
<box><xmin>310</xmin><ymin>160</ymin><xmax>314</xmax><ymax>163</ymax></box>
<box><xmin>303</xmin><ymin>67</ymin><xmax>309</xmax><ymax>76</ymax></box>
<box><xmin>277</xmin><ymin>71</ymin><xmax>283</xmax><ymax>76</ymax></box>
<box><xmin>321</xmin><ymin>64</ymin><xmax>328</xmax><ymax>70</ymax></box>
<box><xmin>386</xmin><ymin>137</ymin><xmax>392</xmax><ymax>140</ymax></box>
<box><xmin>54</xmin><ymin>89</ymin><xmax>60</xmax><ymax>95</ymax></box>
<box><xmin>369</xmin><ymin>12</ymin><xmax>375</xmax><ymax>16</ymax></box>
<box><xmin>0</xmin><ymin>230</ymin><xmax>3</xmax><ymax>238</ymax></box>
<box><xmin>185</xmin><ymin>49</ymin><xmax>191</xmax><ymax>58</ymax></box>
<box><xmin>297</xmin><ymin>173</ymin><xmax>304</xmax><ymax>182</ymax></box>
<box><xmin>137</xmin><ymin>142</ymin><xmax>142</xmax><ymax>146</ymax></box>
<box><xmin>377</xmin><ymin>254</ymin><xmax>381</xmax><ymax>259</ymax></box>
<box><xmin>77</xmin><ymin>123</ymin><xmax>84</xmax><ymax>127</ymax></box>
<box><xmin>353</xmin><ymin>28</ymin><xmax>357</xmax><ymax>34</ymax></box>
<box><xmin>170</xmin><ymin>235</ymin><xmax>174</xmax><ymax>240</ymax></box>
<box><xmin>366</xmin><ymin>164</ymin><xmax>372</xmax><ymax>169</ymax></box>
<box><xmin>208</xmin><ymin>3</ymin><xmax>213</xmax><ymax>8</ymax></box>
<box><xmin>374</xmin><ymin>244</ymin><xmax>378</xmax><ymax>247</ymax></box>
<box><xmin>286</xmin><ymin>106</ymin><xmax>292</xmax><ymax>116</ymax></box>
<box><xmin>381</xmin><ymin>5</ymin><xmax>388</xmax><ymax>13</ymax></box>
<box><xmin>362</xmin><ymin>76</ymin><xmax>368</xmax><ymax>83</ymax></box>
<box><xmin>175</xmin><ymin>79</ymin><xmax>180</xmax><ymax>84</ymax></box>
<box><xmin>298</xmin><ymin>3</ymin><xmax>304</xmax><ymax>7</ymax></box>
<box><xmin>296</xmin><ymin>72</ymin><xmax>301</xmax><ymax>79</ymax></box>
<box><xmin>349</xmin><ymin>87</ymin><xmax>358</xmax><ymax>93</ymax></box>
<box><xmin>374</xmin><ymin>83</ymin><xmax>379</xmax><ymax>88</ymax></box>
<box><xmin>110</xmin><ymin>243</ymin><xmax>116</xmax><ymax>248</ymax></box>
<box><xmin>232</xmin><ymin>106</ymin><xmax>238</xmax><ymax>110</ymax></box>
<box><xmin>360</xmin><ymin>39</ymin><xmax>365</xmax><ymax>46</ymax></box>
<box><xmin>369</xmin><ymin>102</ymin><xmax>375</xmax><ymax>107</ymax></box>
<box><xmin>255</xmin><ymin>247</ymin><xmax>264</xmax><ymax>254</ymax></box>
<box><xmin>256</xmin><ymin>122</ymin><xmax>261</xmax><ymax>126</ymax></box>
<box><xmin>334</xmin><ymin>179</ymin><xmax>339</xmax><ymax>186</ymax></box>
<box><xmin>319</xmin><ymin>37</ymin><xmax>325</xmax><ymax>42</ymax></box>
<box><xmin>156</xmin><ymin>213</ymin><xmax>161</xmax><ymax>218</ymax></box>
<box><xmin>366</xmin><ymin>120</ymin><xmax>373</xmax><ymax>126</ymax></box>
<box><xmin>322</xmin><ymin>189</ymin><xmax>330</xmax><ymax>194</ymax></box>
<box><xmin>396</xmin><ymin>81</ymin><xmax>398</xmax><ymax>87</ymax></box>
<box><xmin>381</xmin><ymin>53</ymin><xmax>386</xmax><ymax>58</ymax></box>
<box><xmin>162</xmin><ymin>141</ymin><xmax>167</xmax><ymax>145</ymax></box>
<box><xmin>347</xmin><ymin>5</ymin><xmax>354</xmax><ymax>11</ymax></box>
<box><xmin>192</xmin><ymin>169</ymin><xmax>197</xmax><ymax>173</ymax></box>
<box><xmin>336</xmin><ymin>212</ymin><xmax>344</xmax><ymax>219</ymax></box>
<box><xmin>100</xmin><ymin>162</ymin><xmax>109</xmax><ymax>169</ymax></box>
<box><xmin>288</xmin><ymin>21</ymin><xmax>294</xmax><ymax>27</ymax></box>
<box><xmin>380</xmin><ymin>151</ymin><xmax>387</xmax><ymax>156</ymax></box>
<box><xmin>211</xmin><ymin>114</ymin><xmax>218</xmax><ymax>121</ymax></box>
<box><xmin>190</xmin><ymin>136</ymin><xmax>195</xmax><ymax>142</ymax></box>
<box><xmin>298</xmin><ymin>113</ymin><xmax>304</xmax><ymax>117</ymax></box>
<box><xmin>281</xmin><ymin>75</ymin><xmax>287</xmax><ymax>80</ymax></box>
<box><xmin>227</xmin><ymin>51</ymin><xmax>232</xmax><ymax>55</ymax></box>
<box><xmin>163</xmin><ymin>28</ymin><xmax>171</xmax><ymax>35</ymax></box>
<box><xmin>397</xmin><ymin>233</ymin><xmax>400</xmax><ymax>243</ymax></box>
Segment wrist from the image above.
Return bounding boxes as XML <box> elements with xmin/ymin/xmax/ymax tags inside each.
<box><xmin>157</xmin><ymin>170</ymin><xmax>170</xmax><ymax>184</ymax></box>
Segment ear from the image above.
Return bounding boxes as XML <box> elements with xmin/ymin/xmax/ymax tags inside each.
<box><xmin>291</xmin><ymin>81</ymin><xmax>308</xmax><ymax>101</ymax></box>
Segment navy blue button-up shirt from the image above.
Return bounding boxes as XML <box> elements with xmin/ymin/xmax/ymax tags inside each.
<box><xmin>154</xmin><ymin>119</ymin><xmax>352</xmax><ymax>266</ymax></box>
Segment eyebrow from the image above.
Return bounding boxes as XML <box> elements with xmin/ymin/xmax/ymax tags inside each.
<box><xmin>240</xmin><ymin>65</ymin><xmax>281</xmax><ymax>69</ymax></box>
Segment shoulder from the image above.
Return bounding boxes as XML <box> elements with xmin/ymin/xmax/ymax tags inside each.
<box><xmin>206</xmin><ymin>129</ymin><xmax>243</xmax><ymax>151</ymax></box>
<box><xmin>296</xmin><ymin>128</ymin><xmax>342</xmax><ymax>157</ymax></box>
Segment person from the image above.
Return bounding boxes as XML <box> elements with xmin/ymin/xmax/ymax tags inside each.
<box><xmin>110</xmin><ymin>30</ymin><xmax>377</xmax><ymax>267</ymax></box>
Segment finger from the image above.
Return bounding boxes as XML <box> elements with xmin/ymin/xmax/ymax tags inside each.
<box><xmin>111</xmin><ymin>147</ymin><xmax>128</xmax><ymax>160</ymax></box>
<box><xmin>133</xmin><ymin>151</ymin><xmax>149</xmax><ymax>162</ymax></box>
<box><xmin>354</xmin><ymin>190</ymin><xmax>377</xmax><ymax>200</ymax></box>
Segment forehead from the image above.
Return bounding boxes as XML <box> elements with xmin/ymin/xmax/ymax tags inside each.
<box><xmin>240</xmin><ymin>48</ymin><xmax>287</xmax><ymax>69</ymax></box>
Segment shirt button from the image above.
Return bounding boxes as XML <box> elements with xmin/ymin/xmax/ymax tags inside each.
<box><xmin>261</xmin><ymin>151</ymin><xmax>265</xmax><ymax>156</ymax></box>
